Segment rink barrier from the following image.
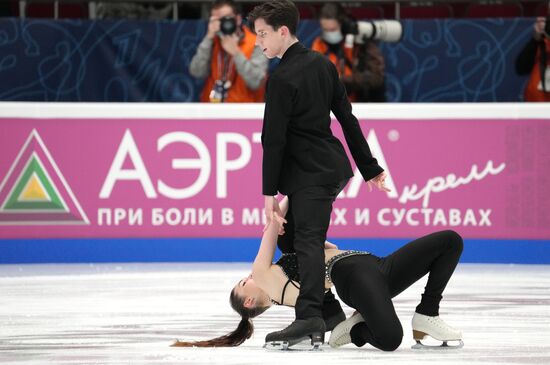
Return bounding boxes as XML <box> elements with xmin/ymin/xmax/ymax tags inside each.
<box><xmin>0</xmin><ymin>237</ymin><xmax>549</xmax><ymax>264</ymax></box>
<box><xmin>0</xmin><ymin>103</ymin><xmax>549</xmax><ymax>264</ymax></box>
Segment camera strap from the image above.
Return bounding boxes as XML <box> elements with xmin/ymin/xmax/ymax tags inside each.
<box><xmin>217</xmin><ymin>51</ymin><xmax>234</xmax><ymax>83</ymax></box>
<box><xmin>325</xmin><ymin>43</ymin><xmax>354</xmax><ymax>76</ymax></box>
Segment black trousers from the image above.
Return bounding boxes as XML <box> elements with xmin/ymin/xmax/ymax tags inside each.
<box><xmin>279</xmin><ymin>179</ymin><xmax>348</xmax><ymax>320</ymax></box>
<box><xmin>331</xmin><ymin>230</ymin><xmax>463</xmax><ymax>351</ymax></box>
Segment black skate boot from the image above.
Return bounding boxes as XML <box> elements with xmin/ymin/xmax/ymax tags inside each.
<box><xmin>264</xmin><ymin>317</ymin><xmax>325</xmax><ymax>351</ymax></box>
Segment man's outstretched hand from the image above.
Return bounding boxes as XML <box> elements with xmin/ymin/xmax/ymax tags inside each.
<box><xmin>367</xmin><ymin>171</ymin><xmax>391</xmax><ymax>193</ymax></box>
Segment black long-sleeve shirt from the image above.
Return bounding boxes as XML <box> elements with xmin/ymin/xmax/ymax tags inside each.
<box><xmin>261</xmin><ymin>42</ymin><xmax>383</xmax><ymax>196</ymax></box>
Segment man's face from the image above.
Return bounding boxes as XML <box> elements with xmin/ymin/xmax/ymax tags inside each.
<box><xmin>254</xmin><ymin>18</ymin><xmax>284</xmax><ymax>59</ymax></box>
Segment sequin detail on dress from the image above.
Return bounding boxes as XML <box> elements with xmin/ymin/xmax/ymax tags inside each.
<box><xmin>325</xmin><ymin>250</ymin><xmax>370</xmax><ymax>283</ymax></box>
<box><xmin>275</xmin><ymin>253</ymin><xmax>300</xmax><ymax>282</ymax></box>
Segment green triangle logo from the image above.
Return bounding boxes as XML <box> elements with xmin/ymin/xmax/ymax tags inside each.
<box><xmin>2</xmin><ymin>153</ymin><xmax>68</xmax><ymax>212</ymax></box>
<box><xmin>0</xmin><ymin>129</ymin><xmax>89</xmax><ymax>225</ymax></box>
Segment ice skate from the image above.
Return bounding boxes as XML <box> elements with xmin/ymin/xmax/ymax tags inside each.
<box><xmin>411</xmin><ymin>312</ymin><xmax>464</xmax><ymax>349</ymax></box>
<box><xmin>264</xmin><ymin>318</ymin><xmax>325</xmax><ymax>351</ymax></box>
<box><xmin>328</xmin><ymin>311</ymin><xmax>364</xmax><ymax>348</ymax></box>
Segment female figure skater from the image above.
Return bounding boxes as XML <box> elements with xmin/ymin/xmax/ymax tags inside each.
<box><xmin>173</xmin><ymin>197</ymin><xmax>464</xmax><ymax>350</ymax></box>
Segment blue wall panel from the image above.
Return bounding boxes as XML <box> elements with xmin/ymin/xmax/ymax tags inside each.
<box><xmin>0</xmin><ymin>18</ymin><xmax>535</xmax><ymax>102</ymax></box>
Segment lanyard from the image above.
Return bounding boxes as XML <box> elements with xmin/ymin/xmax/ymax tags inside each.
<box><xmin>216</xmin><ymin>49</ymin><xmax>235</xmax><ymax>83</ymax></box>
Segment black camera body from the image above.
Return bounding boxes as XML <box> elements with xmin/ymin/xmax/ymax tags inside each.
<box><xmin>219</xmin><ymin>16</ymin><xmax>237</xmax><ymax>35</ymax></box>
<box><xmin>341</xmin><ymin>17</ymin><xmax>359</xmax><ymax>36</ymax></box>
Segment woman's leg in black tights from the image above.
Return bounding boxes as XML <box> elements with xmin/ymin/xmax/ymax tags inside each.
<box><xmin>332</xmin><ymin>256</ymin><xmax>403</xmax><ymax>351</ymax></box>
<box><xmin>380</xmin><ymin>230</ymin><xmax>463</xmax><ymax>316</ymax></box>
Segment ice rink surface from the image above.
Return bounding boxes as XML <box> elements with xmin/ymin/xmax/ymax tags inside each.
<box><xmin>1</xmin><ymin>263</ymin><xmax>549</xmax><ymax>365</ymax></box>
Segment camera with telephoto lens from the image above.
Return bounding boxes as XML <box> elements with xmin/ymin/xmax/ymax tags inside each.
<box><xmin>219</xmin><ymin>16</ymin><xmax>237</xmax><ymax>35</ymax></box>
<box><xmin>341</xmin><ymin>17</ymin><xmax>403</xmax><ymax>43</ymax></box>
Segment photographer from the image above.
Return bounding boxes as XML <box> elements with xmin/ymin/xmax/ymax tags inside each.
<box><xmin>189</xmin><ymin>0</ymin><xmax>267</xmax><ymax>102</ymax></box>
<box><xmin>311</xmin><ymin>3</ymin><xmax>386</xmax><ymax>102</ymax></box>
<box><xmin>515</xmin><ymin>5</ymin><xmax>550</xmax><ymax>102</ymax></box>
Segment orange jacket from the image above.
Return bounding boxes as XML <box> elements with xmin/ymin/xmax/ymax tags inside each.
<box><xmin>200</xmin><ymin>27</ymin><xmax>265</xmax><ymax>103</ymax></box>
<box><xmin>524</xmin><ymin>38</ymin><xmax>550</xmax><ymax>102</ymax></box>
<box><xmin>311</xmin><ymin>37</ymin><xmax>357</xmax><ymax>101</ymax></box>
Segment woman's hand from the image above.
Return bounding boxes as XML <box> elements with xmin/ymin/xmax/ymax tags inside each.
<box><xmin>264</xmin><ymin>196</ymin><xmax>287</xmax><ymax>234</ymax></box>
<box><xmin>324</xmin><ymin>241</ymin><xmax>338</xmax><ymax>250</ymax></box>
<box><xmin>272</xmin><ymin>211</ymin><xmax>287</xmax><ymax>235</ymax></box>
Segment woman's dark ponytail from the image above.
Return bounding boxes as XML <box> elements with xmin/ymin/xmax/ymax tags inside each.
<box><xmin>171</xmin><ymin>317</ymin><xmax>253</xmax><ymax>347</ymax></box>
<box><xmin>171</xmin><ymin>287</ymin><xmax>269</xmax><ymax>347</ymax></box>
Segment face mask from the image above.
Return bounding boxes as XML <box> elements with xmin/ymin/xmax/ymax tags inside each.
<box><xmin>322</xmin><ymin>30</ymin><xmax>343</xmax><ymax>45</ymax></box>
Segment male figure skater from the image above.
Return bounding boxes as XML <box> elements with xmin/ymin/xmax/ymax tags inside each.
<box><xmin>248</xmin><ymin>0</ymin><xmax>389</xmax><ymax>349</ymax></box>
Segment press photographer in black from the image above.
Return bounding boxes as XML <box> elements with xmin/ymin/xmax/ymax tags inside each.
<box><xmin>311</xmin><ymin>3</ymin><xmax>402</xmax><ymax>102</ymax></box>
<box><xmin>188</xmin><ymin>0</ymin><xmax>267</xmax><ymax>102</ymax></box>
<box><xmin>515</xmin><ymin>2</ymin><xmax>550</xmax><ymax>102</ymax></box>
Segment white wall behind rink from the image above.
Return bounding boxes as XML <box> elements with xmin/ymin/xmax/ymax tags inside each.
<box><xmin>1</xmin><ymin>102</ymin><xmax>549</xmax><ymax>120</ymax></box>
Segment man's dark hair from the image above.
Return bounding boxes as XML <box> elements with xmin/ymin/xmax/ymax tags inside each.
<box><xmin>247</xmin><ymin>0</ymin><xmax>299</xmax><ymax>35</ymax></box>
<box><xmin>211</xmin><ymin>0</ymin><xmax>241</xmax><ymax>15</ymax></box>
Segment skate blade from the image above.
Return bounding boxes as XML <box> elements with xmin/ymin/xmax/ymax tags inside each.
<box><xmin>412</xmin><ymin>339</ymin><xmax>464</xmax><ymax>350</ymax></box>
<box><xmin>263</xmin><ymin>337</ymin><xmax>323</xmax><ymax>351</ymax></box>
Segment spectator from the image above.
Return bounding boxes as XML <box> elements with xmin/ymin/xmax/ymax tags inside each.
<box><xmin>189</xmin><ymin>0</ymin><xmax>267</xmax><ymax>102</ymax></box>
<box><xmin>311</xmin><ymin>3</ymin><xmax>386</xmax><ymax>102</ymax></box>
<box><xmin>515</xmin><ymin>9</ymin><xmax>550</xmax><ymax>102</ymax></box>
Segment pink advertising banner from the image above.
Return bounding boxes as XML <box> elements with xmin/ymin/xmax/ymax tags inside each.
<box><xmin>1</xmin><ymin>106</ymin><xmax>549</xmax><ymax>240</ymax></box>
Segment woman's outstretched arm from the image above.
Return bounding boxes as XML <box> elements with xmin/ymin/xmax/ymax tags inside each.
<box><xmin>252</xmin><ymin>196</ymin><xmax>289</xmax><ymax>275</ymax></box>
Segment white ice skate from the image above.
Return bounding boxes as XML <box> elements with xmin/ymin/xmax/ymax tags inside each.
<box><xmin>328</xmin><ymin>311</ymin><xmax>364</xmax><ymax>348</ymax></box>
<box><xmin>411</xmin><ymin>312</ymin><xmax>464</xmax><ymax>349</ymax></box>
